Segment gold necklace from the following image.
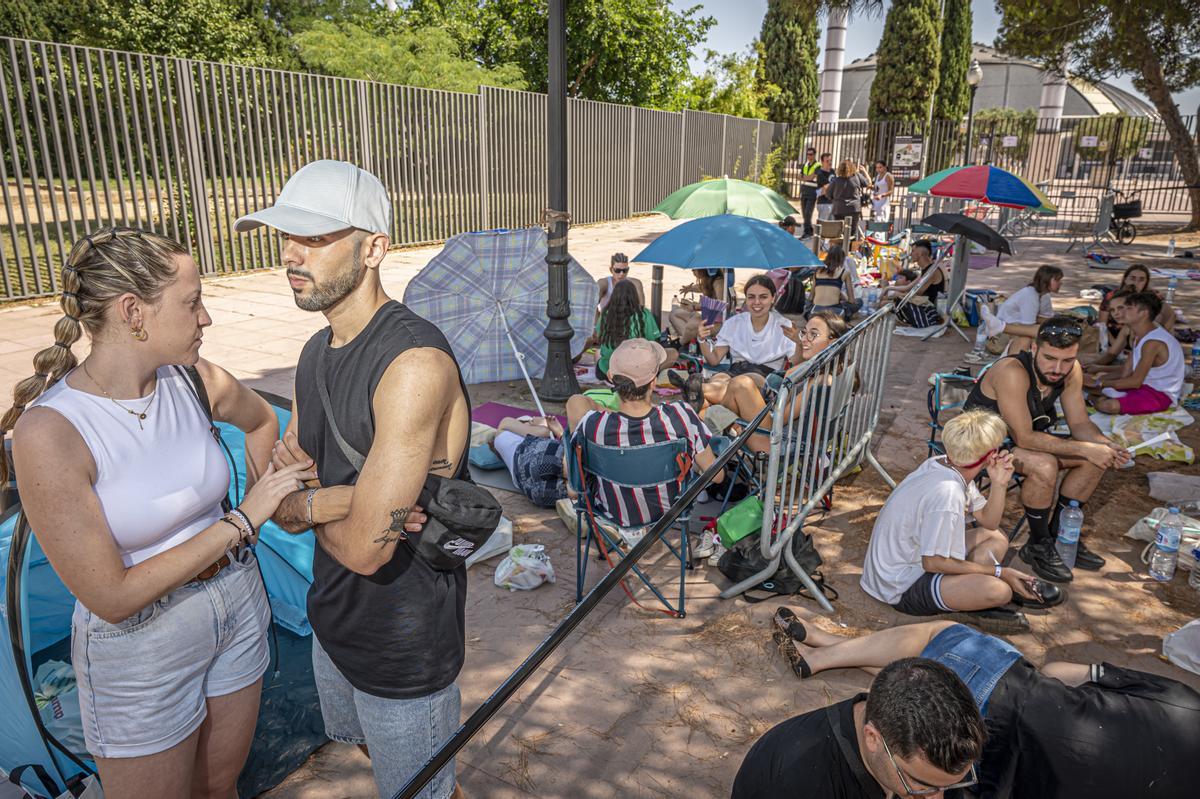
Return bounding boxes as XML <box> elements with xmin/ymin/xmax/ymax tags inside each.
<box><xmin>82</xmin><ymin>361</ymin><xmax>155</xmax><ymax>430</ymax></box>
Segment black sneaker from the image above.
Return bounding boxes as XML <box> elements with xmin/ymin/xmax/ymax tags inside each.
<box><xmin>1009</xmin><ymin>580</ymin><xmax>1067</xmax><ymax>609</ymax></box>
<box><xmin>944</xmin><ymin>607</ymin><xmax>1030</xmax><ymax>635</ymax></box>
<box><xmin>1074</xmin><ymin>540</ymin><xmax>1106</xmax><ymax>571</ymax></box>
<box><xmin>1019</xmin><ymin>539</ymin><xmax>1074</xmax><ymax>583</ymax></box>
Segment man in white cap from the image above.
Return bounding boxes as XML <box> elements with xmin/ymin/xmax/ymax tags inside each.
<box><xmin>237</xmin><ymin>160</ymin><xmax>470</xmax><ymax>799</ymax></box>
<box><xmin>560</xmin><ymin>339</ymin><xmax>723</xmax><ymax>530</ymax></box>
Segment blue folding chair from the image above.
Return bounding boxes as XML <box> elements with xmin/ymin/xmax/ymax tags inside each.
<box><xmin>566</xmin><ymin>430</ymin><xmax>697</xmax><ymax>617</ymax></box>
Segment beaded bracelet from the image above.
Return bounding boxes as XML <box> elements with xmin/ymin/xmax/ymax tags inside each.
<box><xmin>227</xmin><ymin>507</ymin><xmax>256</xmax><ymax>541</ymax></box>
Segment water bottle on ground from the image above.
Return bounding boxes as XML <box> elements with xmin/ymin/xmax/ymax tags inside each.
<box><xmin>1166</xmin><ymin>275</ymin><xmax>1178</xmax><ymax>304</ymax></box>
<box><xmin>1189</xmin><ymin>549</ymin><xmax>1200</xmax><ymax>593</ymax></box>
<box><xmin>1149</xmin><ymin>507</ymin><xmax>1183</xmax><ymax>582</ymax></box>
<box><xmin>1055</xmin><ymin>500</ymin><xmax>1083</xmax><ymax>570</ymax></box>
<box><xmin>1167</xmin><ymin>237</ymin><xmax>1177</xmax><ymax>257</ymax></box>
<box><xmin>971</xmin><ymin>322</ymin><xmax>988</xmax><ymax>360</ymax></box>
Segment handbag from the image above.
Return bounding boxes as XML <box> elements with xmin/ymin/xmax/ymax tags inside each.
<box><xmin>716</xmin><ymin>496</ymin><xmax>763</xmax><ymax>549</ymax></box>
<box><xmin>314</xmin><ymin>347</ymin><xmax>501</xmax><ymax>571</ymax></box>
<box><xmin>716</xmin><ymin>529</ymin><xmax>837</xmax><ymax>603</ymax></box>
<box><xmin>3</xmin><ymin>765</ymin><xmax>102</xmax><ymax>799</ymax></box>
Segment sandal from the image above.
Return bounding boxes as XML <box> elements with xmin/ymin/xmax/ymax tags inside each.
<box><xmin>772</xmin><ymin>607</ymin><xmax>808</xmax><ymax>643</ymax></box>
<box><xmin>772</xmin><ymin>630</ymin><xmax>813</xmax><ymax>679</ymax></box>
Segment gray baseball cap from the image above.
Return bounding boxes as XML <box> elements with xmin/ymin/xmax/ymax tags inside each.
<box><xmin>234</xmin><ymin>159</ymin><xmax>392</xmax><ymax>237</ymax></box>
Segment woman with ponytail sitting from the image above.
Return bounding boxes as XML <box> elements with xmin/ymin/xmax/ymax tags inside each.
<box><xmin>4</xmin><ymin>228</ymin><xmax>335</xmax><ymax>798</ymax></box>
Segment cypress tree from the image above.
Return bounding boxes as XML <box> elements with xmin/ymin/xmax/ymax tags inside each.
<box><xmin>759</xmin><ymin>0</ymin><xmax>820</xmax><ymax>126</ymax></box>
<box><xmin>867</xmin><ymin>0</ymin><xmax>943</xmax><ymax>122</ymax></box>
<box><xmin>933</xmin><ymin>0</ymin><xmax>972</xmax><ymax>121</ymax></box>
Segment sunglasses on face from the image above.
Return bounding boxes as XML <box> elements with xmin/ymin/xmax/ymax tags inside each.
<box><xmin>612</xmin><ymin>267</ymin><xmax>629</xmax><ymax>274</ymax></box>
<box><xmin>881</xmin><ymin>736</ymin><xmax>979</xmax><ymax>797</ymax></box>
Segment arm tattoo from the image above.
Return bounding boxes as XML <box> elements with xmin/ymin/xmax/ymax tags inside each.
<box><xmin>430</xmin><ymin>457</ymin><xmax>452</xmax><ymax>472</ymax></box>
<box><xmin>373</xmin><ymin>506</ymin><xmax>411</xmax><ymax>547</ymax></box>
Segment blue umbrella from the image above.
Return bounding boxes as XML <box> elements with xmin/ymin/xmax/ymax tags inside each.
<box><xmin>403</xmin><ymin>228</ymin><xmax>597</xmax><ymax>412</ymax></box>
<box><xmin>632</xmin><ymin>214</ymin><xmax>823</xmax><ymax>270</ymax></box>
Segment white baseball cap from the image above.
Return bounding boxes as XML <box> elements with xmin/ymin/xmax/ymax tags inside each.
<box><xmin>235</xmin><ymin>159</ymin><xmax>392</xmax><ymax>237</ymax></box>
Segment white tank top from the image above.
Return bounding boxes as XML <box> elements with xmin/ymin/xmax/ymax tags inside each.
<box><xmin>1133</xmin><ymin>325</ymin><xmax>1185</xmax><ymax>401</ymax></box>
<box><xmin>30</xmin><ymin>366</ymin><xmax>230</xmax><ymax>567</ymax></box>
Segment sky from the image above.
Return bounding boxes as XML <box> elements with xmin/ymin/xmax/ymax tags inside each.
<box><xmin>671</xmin><ymin>0</ymin><xmax>1200</xmax><ymax>118</ymax></box>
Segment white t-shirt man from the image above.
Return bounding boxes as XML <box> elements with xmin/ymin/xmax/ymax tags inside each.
<box><xmin>860</xmin><ymin>456</ymin><xmax>987</xmax><ymax>605</ymax></box>
<box><xmin>996</xmin><ymin>284</ymin><xmax>1052</xmax><ymax>326</ymax></box>
<box><xmin>714</xmin><ymin>311</ymin><xmax>795</xmax><ymax>371</ymax></box>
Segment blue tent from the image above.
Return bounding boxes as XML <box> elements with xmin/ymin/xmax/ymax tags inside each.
<box><xmin>0</xmin><ymin>396</ymin><xmax>325</xmax><ymax>797</ymax></box>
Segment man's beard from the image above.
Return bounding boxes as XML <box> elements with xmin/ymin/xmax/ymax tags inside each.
<box><xmin>291</xmin><ymin>248</ymin><xmax>364</xmax><ymax>312</ymax></box>
<box><xmin>1033</xmin><ymin>360</ymin><xmax>1067</xmax><ymax>389</ymax></box>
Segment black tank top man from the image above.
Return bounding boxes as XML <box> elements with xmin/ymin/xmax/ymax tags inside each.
<box><xmin>295</xmin><ymin>300</ymin><xmax>471</xmax><ymax>699</ymax></box>
<box><xmin>964</xmin><ymin>350</ymin><xmax>1064</xmax><ymax>433</ymax></box>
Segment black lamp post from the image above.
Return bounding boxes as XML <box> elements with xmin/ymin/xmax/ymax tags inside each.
<box><xmin>540</xmin><ymin>0</ymin><xmax>579</xmax><ymax>401</ymax></box>
<box><xmin>962</xmin><ymin>59</ymin><xmax>983</xmax><ymax>166</ymax></box>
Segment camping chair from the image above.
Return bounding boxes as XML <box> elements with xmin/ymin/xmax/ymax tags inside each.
<box><xmin>1066</xmin><ymin>192</ymin><xmax>1114</xmax><ymax>254</ymax></box>
<box><xmin>567</xmin><ymin>430</ymin><xmax>697</xmax><ymax>617</ymax></box>
<box><xmin>816</xmin><ymin>218</ymin><xmax>844</xmax><ymax>255</ymax></box>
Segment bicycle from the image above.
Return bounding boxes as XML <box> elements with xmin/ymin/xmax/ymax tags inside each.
<box><xmin>1109</xmin><ymin>187</ymin><xmax>1141</xmax><ymax>246</ymax></box>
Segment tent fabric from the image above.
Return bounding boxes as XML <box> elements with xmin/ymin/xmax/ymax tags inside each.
<box><xmin>0</xmin><ymin>400</ymin><xmax>321</xmax><ymax>796</ymax></box>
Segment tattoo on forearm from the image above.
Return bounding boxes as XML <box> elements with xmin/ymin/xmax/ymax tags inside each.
<box><xmin>373</xmin><ymin>506</ymin><xmax>411</xmax><ymax>547</ymax></box>
<box><xmin>430</xmin><ymin>457</ymin><xmax>452</xmax><ymax>472</ymax></box>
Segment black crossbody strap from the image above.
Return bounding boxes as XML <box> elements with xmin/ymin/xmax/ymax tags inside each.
<box><xmin>316</xmin><ymin>346</ymin><xmax>366</xmax><ymax>473</ymax></box>
<box><xmin>175</xmin><ymin>365</ymin><xmax>235</xmax><ymax>512</ymax></box>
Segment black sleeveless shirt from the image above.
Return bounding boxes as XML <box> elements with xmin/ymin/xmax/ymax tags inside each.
<box><xmin>964</xmin><ymin>350</ymin><xmax>1063</xmax><ymax>432</ymax></box>
<box><xmin>296</xmin><ymin>301</ymin><xmax>470</xmax><ymax>699</ymax></box>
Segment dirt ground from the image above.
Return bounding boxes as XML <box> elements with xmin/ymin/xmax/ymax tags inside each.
<box><xmin>249</xmin><ymin>229</ymin><xmax>1200</xmax><ymax>799</ymax></box>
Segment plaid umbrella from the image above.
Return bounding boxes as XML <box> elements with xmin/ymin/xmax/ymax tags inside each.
<box><xmin>403</xmin><ymin>228</ymin><xmax>597</xmax><ymax>400</ymax></box>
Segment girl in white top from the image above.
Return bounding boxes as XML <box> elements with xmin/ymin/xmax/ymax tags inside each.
<box><xmin>697</xmin><ymin>274</ymin><xmax>801</xmax><ymax>380</ymax></box>
<box><xmin>979</xmin><ymin>264</ymin><xmax>1064</xmax><ymax>354</ymax></box>
<box><xmin>3</xmin><ymin>229</ymin><xmax>320</xmax><ymax>798</ymax></box>
<box><xmin>871</xmin><ymin>160</ymin><xmax>894</xmax><ymax>223</ymax></box>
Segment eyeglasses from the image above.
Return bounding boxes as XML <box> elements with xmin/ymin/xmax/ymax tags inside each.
<box><xmin>880</xmin><ymin>736</ymin><xmax>978</xmax><ymax>797</ymax></box>
<box><xmin>802</xmin><ymin>329</ymin><xmax>827</xmax><ymax>341</ymax></box>
<box><xmin>612</xmin><ymin>267</ymin><xmax>629</xmax><ymax>274</ymax></box>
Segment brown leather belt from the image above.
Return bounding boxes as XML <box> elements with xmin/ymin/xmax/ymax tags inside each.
<box><xmin>194</xmin><ymin>553</ymin><xmax>232</xmax><ymax>582</ymax></box>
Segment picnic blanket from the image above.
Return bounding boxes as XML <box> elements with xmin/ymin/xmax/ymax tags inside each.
<box><xmin>1090</xmin><ymin>405</ymin><xmax>1196</xmax><ymax>463</ymax></box>
<box><xmin>472</xmin><ymin>401</ymin><xmax>567</xmax><ymax>430</ymax></box>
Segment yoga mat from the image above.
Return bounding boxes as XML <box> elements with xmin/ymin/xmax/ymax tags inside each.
<box><xmin>469</xmin><ymin>464</ymin><xmax>520</xmax><ymax>494</ymax></box>
<box><xmin>472</xmin><ymin>401</ymin><xmax>567</xmax><ymax>430</ymax></box>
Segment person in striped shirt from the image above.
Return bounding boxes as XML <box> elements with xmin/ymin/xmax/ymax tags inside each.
<box><xmin>563</xmin><ymin>339</ymin><xmax>723</xmax><ymax>528</ymax></box>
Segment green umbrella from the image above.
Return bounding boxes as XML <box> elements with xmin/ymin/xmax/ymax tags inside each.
<box><xmin>653</xmin><ymin>177</ymin><xmax>796</xmax><ymax>221</ymax></box>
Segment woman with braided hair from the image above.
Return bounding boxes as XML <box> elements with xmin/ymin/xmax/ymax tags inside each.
<box><xmin>2</xmin><ymin>228</ymin><xmax>328</xmax><ymax>798</ymax></box>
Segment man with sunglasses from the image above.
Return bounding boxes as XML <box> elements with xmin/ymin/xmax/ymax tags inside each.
<box><xmin>964</xmin><ymin>316</ymin><xmax>1129</xmax><ymax>584</ymax></box>
<box><xmin>732</xmin><ymin>656</ymin><xmax>986</xmax><ymax>798</ymax></box>
<box><xmin>596</xmin><ymin>252</ymin><xmax>644</xmax><ymax>312</ymax></box>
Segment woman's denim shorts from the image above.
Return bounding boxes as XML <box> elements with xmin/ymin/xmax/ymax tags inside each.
<box><xmin>920</xmin><ymin>623</ymin><xmax>1023</xmax><ymax>713</ymax></box>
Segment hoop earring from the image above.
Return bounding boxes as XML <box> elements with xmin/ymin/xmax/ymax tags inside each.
<box><xmin>130</xmin><ymin>327</ymin><xmax>148</xmax><ymax>342</ymax></box>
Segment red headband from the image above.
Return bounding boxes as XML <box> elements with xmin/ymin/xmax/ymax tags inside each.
<box><xmin>952</xmin><ymin>448</ymin><xmax>997</xmax><ymax>470</ymax></box>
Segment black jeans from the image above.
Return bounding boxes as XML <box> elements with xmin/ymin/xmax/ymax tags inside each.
<box><xmin>800</xmin><ymin>194</ymin><xmax>817</xmax><ymax>236</ymax></box>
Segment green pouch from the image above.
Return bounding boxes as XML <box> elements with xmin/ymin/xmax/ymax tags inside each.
<box><xmin>583</xmin><ymin>387</ymin><xmax>620</xmax><ymax>411</ymax></box>
<box><xmin>717</xmin><ymin>496</ymin><xmax>764</xmax><ymax>549</ymax></box>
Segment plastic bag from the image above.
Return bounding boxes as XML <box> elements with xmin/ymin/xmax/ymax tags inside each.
<box><xmin>1163</xmin><ymin>619</ymin><xmax>1200</xmax><ymax>677</ymax></box>
<box><xmin>494</xmin><ymin>544</ymin><xmax>555</xmax><ymax>590</ymax></box>
<box><xmin>467</xmin><ymin>516</ymin><xmax>512</xmax><ymax>568</ymax></box>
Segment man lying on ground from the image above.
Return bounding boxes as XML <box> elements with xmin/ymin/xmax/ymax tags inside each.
<box><xmin>963</xmin><ymin>317</ymin><xmax>1129</xmax><ymax>583</ymax></box>
<box><xmin>860</xmin><ymin>410</ymin><xmax>1061</xmax><ymax>634</ymax></box>
<box><xmin>755</xmin><ymin>611</ymin><xmax>1200</xmax><ymax>799</ymax></box>
<box><xmin>1085</xmin><ymin>291</ymin><xmax>1185</xmax><ymax>416</ymax></box>
<box><xmin>557</xmin><ymin>338</ymin><xmax>723</xmax><ymax>532</ymax></box>
<box><xmin>491</xmin><ymin>416</ymin><xmax>567</xmax><ymax>508</ymax></box>
<box><xmin>732</xmin><ymin>650</ymin><xmax>985</xmax><ymax>799</ymax></box>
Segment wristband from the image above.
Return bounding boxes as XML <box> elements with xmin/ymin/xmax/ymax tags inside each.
<box><xmin>305</xmin><ymin>487</ymin><xmax>319</xmax><ymax>527</ymax></box>
<box><xmin>228</xmin><ymin>507</ymin><xmax>256</xmax><ymax>541</ymax></box>
<box><xmin>217</xmin><ymin>516</ymin><xmax>243</xmax><ymax>548</ymax></box>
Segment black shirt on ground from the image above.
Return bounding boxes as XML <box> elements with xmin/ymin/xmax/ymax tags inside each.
<box><xmin>296</xmin><ymin>300</ymin><xmax>470</xmax><ymax>700</ymax></box>
<box><xmin>731</xmin><ymin>695</ymin><xmax>885</xmax><ymax>799</ymax></box>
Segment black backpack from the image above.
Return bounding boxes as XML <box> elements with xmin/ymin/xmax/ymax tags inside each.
<box><xmin>717</xmin><ymin>530</ymin><xmax>837</xmax><ymax>603</ymax></box>
<box><xmin>775</xmin><ymin>269</ymin><xmax>808</xmax><ymax>315</ymax></box>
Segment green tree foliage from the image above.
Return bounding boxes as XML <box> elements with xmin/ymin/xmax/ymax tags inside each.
<box><xmin>995</xmin><ymin>0</ymin><xmax>1200</xmax><ymax>228</ymax></box>
<box><xmin>293</xmin><ymin>20</ymin><xmax>526</xmax><ymax>92</ymax></box>
<box><xmin>867</xmin><ymin>0</ymin><xmax>943</xmax><ymax>123</ymax></box>
<box><xmin>972</xmin><ymin>107</ymin><xmax>1036</xmax><ymax>161</ymax></box>
<box><xmin>673</xmin><ymin>46</ymin><xmax>779</xmax><ymax>120</ymax></box>
<box><xmin>406</xmin><ymin>0</ymin><xmax>715</xmax><ymax>109</ymax></box>
<box><xmin>932</xmin><ymin>0</ymin><xmax>971</xmax><ymax>122</ymax></box>
<box><xmin>1072</xmin><ymin>113</ymin><xmax>1151</xmax><ymax>162</ymax></box>
<box><xmin>759</xmin><ymin>0</ymin><xmax>819</xmax><ymax>126</ymax></box>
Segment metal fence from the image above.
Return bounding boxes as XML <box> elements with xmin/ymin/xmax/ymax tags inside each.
<box><xmin>0</xmin><ymin>36</ymin><xmax>788</xmax><ymax>301</ymax></box>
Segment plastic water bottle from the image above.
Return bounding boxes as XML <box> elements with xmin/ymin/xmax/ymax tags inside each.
<box><xmin>1191</xmin><ymin>341</ymin><xmax>1200</xmax><ymax>380</ymax></box>
<box><xmin>972</xmin><ymin>323</ymin><xmax>988</xmax><ymax>359</ymax></box>
<box><xmin>1167</xmin><ymin>237</ymin><xmax>1177</xmax><ymax>257</ymax></box>
<box><xmin>1189</xmin><ymin>549</ymin><xmax>1200</xmax><ymax>593</ymax></box>
<box><xmin>1149</xmin><ymin>507</ymin><xmax>1183</xmax><ymax>582</ymax></box>
<box><xmin>1166</xmin><ymin>275</ymin><xmax>1178</xmax><ymax>304</ymax></box>
<box><xmin>1055</xmin><ymin>501</ymin><xmax>1083</xmax><ymax>570</ymax></box>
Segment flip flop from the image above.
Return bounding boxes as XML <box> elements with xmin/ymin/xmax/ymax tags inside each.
<box><xmin>772</xmin><ymin>606</ymin><xmax>808</xmax><ymax>643</ymax></box>
<box><xmin>772</xmin><ymin>630</ymin><xmax>813</xmax><ymax>679</ymax></box>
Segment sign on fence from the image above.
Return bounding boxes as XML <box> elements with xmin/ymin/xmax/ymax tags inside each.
<box><xmin>891</xmin><ymin>135</ymin><xmax>924</xmax><ymax>185</ymax></box>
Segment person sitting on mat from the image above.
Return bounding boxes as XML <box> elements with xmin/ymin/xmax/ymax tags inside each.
<box><xmin>694</xmin><ymin>274</ymin><xmax>801</xmax><ymax>381</ymax></box>
<box><xmin>895</xmin><ymin>240</ymin><xmax>943</xmax><ymax>329</ymax></box>
<box><xmin>559</xmin><ymin>338</ymin><xmax>723</xmax><ymax>531</ymax></box>
<box><xmin>860</xmin><ymin>409</ymin><xmax>1061</xmax><ymax>634</ymax></box>
<box><xmin>1097</xmin><ymin>263</ymin><xmax>1176</xmax><ymax>333</ymax></box>
<box><xmin>733</xmin><ymin>647</ymin><xmax>985</xmax><ymax>799</ymax></box>
<box><xmin>595</xmin><ymin>251</ymin><xmax>643</xmax><ymax>312</ymax></box>
<box><xmin>807</xmin><ymin>244</ymin><xmax>857</xmax><ymax>320</ymax></box>
<box><xmin>759</xmin><ymin>610</ymin><xmax>1200</xmax><ymax>799</ymax></box>
<box><xmin>591</xmin><ymin>279</ymin><xmax>677</xmax><ymax>382</ymax></box>
<box><xmin>1084</xmin><ymin>288</ymin><xmax>1134</xmax><ymax>370</ymax></box>
<box><xmin>962</xmin><ymin>317</ymin><xmax>1129</xmax><ymax>584</ymax></box>
<box><xmin>1085</xmin><ymin>290</ymin><xmax>1185</xmax><ymax>415</ymax></box>
<box><xmin>490</xmin><ymin>416</ymin><xmax>567</xmax><ymax>508</ymax></box>
<box><xmin>975</xmin><ymin>264</ymin><xmax>1063</xmax><ymax>355</ymax></box>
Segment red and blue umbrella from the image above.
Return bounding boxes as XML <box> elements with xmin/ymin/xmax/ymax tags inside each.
<box><xmin>908</xmin><ymin>165</ymin><xmax>1056</xmax><ymax>214</ymax></box>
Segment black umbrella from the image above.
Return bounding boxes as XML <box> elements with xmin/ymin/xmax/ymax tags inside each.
<box><xmin>921</xmin><ymin>213</ymin><xmax>1012</xmax><ymax>255</ymax></box>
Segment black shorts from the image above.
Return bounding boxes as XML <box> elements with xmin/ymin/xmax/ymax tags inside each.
<box><xmin>892</xmin><ymin>572</ymin><xmax>951</xmax><ymax>616</ymax></box>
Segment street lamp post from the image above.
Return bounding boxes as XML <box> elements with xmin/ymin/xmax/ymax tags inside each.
<box><xmin>541</xmin><ymin>0</ymin><xmax>579</xmax><ymax>401</ymax></box>
<box><xmin>962</xmin><ymin>59</ymin><xmax>983</xmax><ymax>166</ymax></box>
